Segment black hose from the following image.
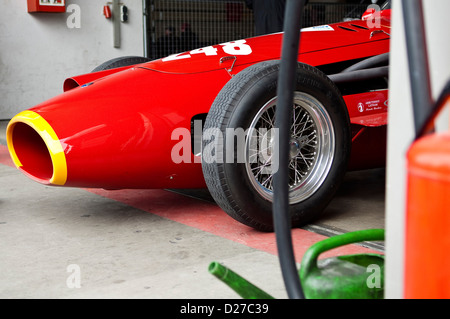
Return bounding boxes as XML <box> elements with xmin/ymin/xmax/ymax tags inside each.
<box><xmin>273</xmin><ymin>0</ymin><xmax>307</xmax><ymax>299</ymax></box>
<box><xmin>329</xmin><ymin>66</ymin><xmax>389</xmax><ymax>84</ymax></box>
<box><xmin>342</xmin><ymin>53</ymin><xmax>389</xmax><ymax>73</ymax></box>
<box><xmin>402</xmin><ymin>0</ymin><xmax>433</xmax><ymax>139</ymax></box>
<box><xmin>416</xmin><ymin>79</ymin><xmax>450</xmax><ymax>138</ymax></box>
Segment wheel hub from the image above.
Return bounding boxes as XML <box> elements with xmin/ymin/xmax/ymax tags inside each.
<box><xmin>289</xmin><ymin>136</ymin><xmax>309</xmax><ymax>159</ymax></box>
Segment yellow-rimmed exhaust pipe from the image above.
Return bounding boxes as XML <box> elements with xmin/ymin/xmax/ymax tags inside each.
<box><xmin>7</xmin><ymin>110</ymin><xmax>67</xmax><ymax>186</ymax></box>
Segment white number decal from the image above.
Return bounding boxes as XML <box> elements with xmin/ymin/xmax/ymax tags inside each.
<box><xmin>220</xmin><ymin>40</ymin><xmax>252</xmax><ymax>55</ymax></box>
<box><xmin>162</xmin><ymin>52</ymin><xmax>191</xmax><ymax>62</ymax></box>
<box><xmin>162</xmin><ymin>41</ymin><xmax>252</xmax><ymax>62</ymax></box>
<box><xmin>162</xmin><ymin>46</ymin><xmax>218</xmax><ymax>62</ymax></box>
<box><xmin>190</xmin><ymin>46</ymin><xmax>218</xmax><ymax>56</ymax></box>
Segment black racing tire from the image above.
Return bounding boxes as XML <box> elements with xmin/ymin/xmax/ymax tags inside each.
<box><xmin>91</xmin><ymin>56</ymin><xmax>151</xmax><ymax>72</ymax></box>
<box><xmin>202</xmin><ymin>60</ymin><xmax>351</xmax><ymax>232</ymax></box>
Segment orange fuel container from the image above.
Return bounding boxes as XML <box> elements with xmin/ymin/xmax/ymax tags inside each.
<box><xmin>405</xmin><ymin>131</ymin><xmax>450</xmax><ymax>298</ymax></box>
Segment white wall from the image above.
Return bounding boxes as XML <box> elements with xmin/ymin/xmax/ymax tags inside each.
<box><xmin>385</xmin><ymin>0</ymin><xmax>450</xmax><ymax>298</ymax></box>
<box><xmin>0</xmin><ymin>0</ymin><xmax>144</xmax><ymax>119</ymax></box>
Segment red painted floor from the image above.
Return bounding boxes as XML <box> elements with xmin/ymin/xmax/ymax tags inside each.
<box><xmin>0</xmin><ymin>144</ymin><xmax>381</xmax><ymax>263</ymax></box>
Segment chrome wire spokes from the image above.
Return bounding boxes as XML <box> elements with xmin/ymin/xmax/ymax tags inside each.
<box><xmin>245</xmin><ymin>92</ymin><xmax>335</xmax><ymax>204</ymax></box>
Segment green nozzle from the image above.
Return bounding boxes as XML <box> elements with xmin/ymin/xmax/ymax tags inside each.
<box><xmin>209</xmin><ymin>262</ymin><xmax>274</xmax><ymax>299</ymax></box>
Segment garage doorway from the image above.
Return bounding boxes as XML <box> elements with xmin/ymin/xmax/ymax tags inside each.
<box><xmin>143</xmin><ymin>0</ymin><xmax>370</xmax><ymax>60</ymax></box>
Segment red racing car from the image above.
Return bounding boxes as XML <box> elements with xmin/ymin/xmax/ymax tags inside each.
<box><xmin>6</xmin><ymin>1</ymin><xmax>391</xmax><ymax>231</ymax></box>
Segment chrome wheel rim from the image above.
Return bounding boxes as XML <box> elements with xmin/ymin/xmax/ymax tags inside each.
<box><xmin>245</xmin><ymin>92</ymin><xmax>335</xmax><ymax>204</ymax></box>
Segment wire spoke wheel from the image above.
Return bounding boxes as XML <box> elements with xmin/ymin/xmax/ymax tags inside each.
<box><xmin>202</xmin><ymin>61</ymin><xmax>350</xmax><ymax>231</ymax></box>
<box><xmin>245</xmin><ymin>92</ymin><xmax>335</xmax><ymax>204</ymax></box>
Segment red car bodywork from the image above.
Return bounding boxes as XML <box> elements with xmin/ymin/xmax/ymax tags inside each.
<box><xmin>7</xmin><ymin>9</ymin><xmax>391</xmax><ymax>191</ymax></box>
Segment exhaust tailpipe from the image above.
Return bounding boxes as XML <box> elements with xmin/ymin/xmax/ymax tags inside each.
<box><xmin>7</xmin><ymin>110</ymin><xmax>67</xmax><ymax>186</ymax></box>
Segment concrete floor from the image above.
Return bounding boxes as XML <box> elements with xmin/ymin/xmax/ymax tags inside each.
<box><xmin>0</xmin><ymin>120</ymin><xmax>385</xmax><ymax>299</ymax></box>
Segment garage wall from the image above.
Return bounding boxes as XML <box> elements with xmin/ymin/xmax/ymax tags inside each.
<box><xmin>0</xmin><ymin>0</ymin><xmax>144</xmax><ymax>119</ymax></box>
